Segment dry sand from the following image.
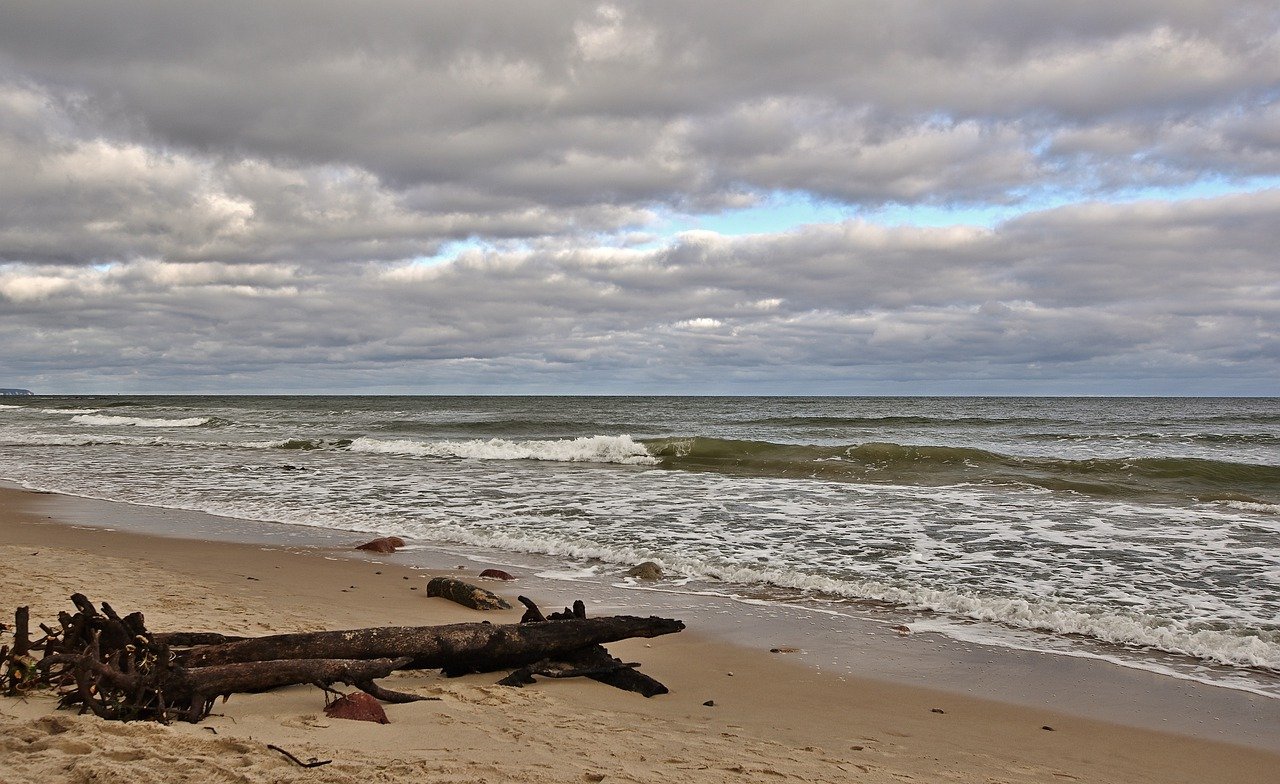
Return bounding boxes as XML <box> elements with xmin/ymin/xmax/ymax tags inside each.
<box><xmin>2</xmin><ymin>485</ymin><xmax>1277</xmax><ymax>783</ymax></box>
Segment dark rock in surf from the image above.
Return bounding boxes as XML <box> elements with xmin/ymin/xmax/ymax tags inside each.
<box><xmin>626</xmin><ymin>562</ymin><xmax>664</xmax><ymax>580</ymax></box>
<box><xmin>356</xmin><ymin>536</ymin><xmax>407</xmax><ymax>554</ymax></box>
<box><xmin>480</xmin><ymin>569</ymin><xmax>516</xmax><ymax>581</ymax></box>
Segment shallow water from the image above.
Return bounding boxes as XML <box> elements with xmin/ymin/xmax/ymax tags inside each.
<box><xmin>2</xmin><ymin>395</ymin><xmax>1277</xmax><ymax>696</ymax></box>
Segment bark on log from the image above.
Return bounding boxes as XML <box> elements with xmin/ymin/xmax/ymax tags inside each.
<box><xmin>181</xmin><ymin>616</ymin><xmax>685</xmax><ymax>673</ymax></box>
<box><xmin>152</xmin><ymin>632</ymin><xmax>249</xmax><ymax>647</ymax></box>
<box><xmin>180</xmin><ymin>656</ymin><xmax>410</xmax><ymax>698</ymax></box>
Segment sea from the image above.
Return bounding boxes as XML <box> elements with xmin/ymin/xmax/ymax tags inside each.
<box><xmin>2</xmin><ymin>395</ymin><xmax>1277</xmax><ymax>698</ymax></box>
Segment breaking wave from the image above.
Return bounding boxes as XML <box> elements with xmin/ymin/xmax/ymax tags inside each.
<box><xmin>348</xmin><ymin>434</ymin><xmax>658</xmax><ymax>464</ymax></box>
<box><xmin>645</xmin><ymin>437</ymin><xmax>1280</xmax><ymax>504</ymax></box>
<box><xmin>71</xmin><ymin>414</ymin><xmax>221</xmax><ymax>428</ymax></box>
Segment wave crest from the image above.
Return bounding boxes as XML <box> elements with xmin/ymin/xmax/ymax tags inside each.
<box><xmin>643</xmin><ymin>437</ymin><xmax>1280</xmax><ymax>503</ymax></box>
<box><xmin>71</xmin><ymin>414</ymin><xmax>213</xmax><ymax>428</ymax></box>
<box><xmin>348</xmin><ymin>434</ymin><xmax>658</xmax><ymax>464</ymax></box>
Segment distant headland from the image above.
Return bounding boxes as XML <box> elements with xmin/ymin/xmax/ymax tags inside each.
<box><xmin>0</xmin><ymin>389</ymin><xmax>33</xmax><ymax>396</ymax></box>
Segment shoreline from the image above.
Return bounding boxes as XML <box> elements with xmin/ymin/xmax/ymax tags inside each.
<box><xmin>3</xmin><ymin>485</ymin><xmax>1279</xmax><ymax>782</ymax></box>
<box><xmin>7</xmin><ymin>479</ymin><xmax>1280</xmax><ymax>743</ymax></box>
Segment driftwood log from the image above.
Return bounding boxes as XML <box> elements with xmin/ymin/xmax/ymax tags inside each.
<box><xmin>504</xmin><ymin>597</ymin><xmax>671</xmax><ymax>695</ymax></box>
<box><xmin>2</xmin><ymin>593</ymin><xmax>685</xmax><ymax>723</ymax></box>
<box><xmin>181</xmin><ymin>614</ymin><xmax>682</xmax><ymax>672</ymax></box>
<box><xmin>425</xmin><ymin>576</ymin><xmax>512</xmax><ymax>610</ymax></box>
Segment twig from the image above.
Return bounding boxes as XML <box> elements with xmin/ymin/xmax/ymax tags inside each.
<box><xmin>267</xmin><ymin>744</ymin><xmax>332</xmax><ymax>768</ymax></box>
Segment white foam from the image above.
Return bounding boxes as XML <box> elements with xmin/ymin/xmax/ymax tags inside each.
<box><xmin>72</xmin><ymin>414</ymin><xmax>210</xmax><ymax>428</ymax></box>
<box><xmin>347</xmin><ymin>434</ymin><xmax>659</xmax><ymax>465</ymax></box>
<box><xmin>366</xmin><ymin>520</ymin><xmax>1280</xmax><ymax>672</ymax></box>
<box><xmin>42</xmin><ymin>408</ymin><xmax>99</xmax><ymax>415</ymax></box>
<box><xmin>1217</xmin><ymin>499</ymin><xmax>1280</xmax><ymax>514</ymax></box>
<box><xmin>0</xmin><ymin>433</ymin><xmax>158</xmax><ymax>447</ymax></box>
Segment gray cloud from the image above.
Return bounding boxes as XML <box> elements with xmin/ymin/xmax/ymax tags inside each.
<box><xmin>3</xmin><ymin>192</ymin><xmax>1276</xmax><ymax>393</ymax></box>
<box><xmin>1</xmin><ymin>2</ymin><xmax>1277</xmax><ymax>392</ymax></box>
<box><xmin>2</xmin><ymin>2</ymin><xmax>1278</xmax><ymax>263</ymax></box>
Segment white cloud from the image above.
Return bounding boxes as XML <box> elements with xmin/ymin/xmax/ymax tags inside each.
<box><xmin>1</xmin><ymin>2</ymin><xmax>1277</xmax><ymax>391</ymax></box>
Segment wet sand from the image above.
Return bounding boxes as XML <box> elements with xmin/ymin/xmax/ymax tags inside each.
<box><xmin>2</xmin><ymin>485</ymin><xmax>1278</xmax><ymax>783</ymax></box>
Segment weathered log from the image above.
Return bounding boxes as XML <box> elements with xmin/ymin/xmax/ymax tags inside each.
<box><xmin>12</xmin><ymin>594</ymin><xmax>682</xmax><ymax>723</ymax></box>
<box><xmin>425</xmin><ymin>577</ymin><xmax>512</xmax><ymax>610</ymax></box>
<box><xmin>497</xmin><ymin>659</ymin><xmax>622</xmax><ymax>686</ymax></box>
<box><xmin>181</xmin><ymin>616</ymin><xmax>685</xmax><ymax>673</ymax></box>
<box><xmin>498</xmin><ymin>644</ymin><xmax>670</xmax><ymax>697</ymax></box>
<box><xmin>152</xmin><ymin>631</ymin><xmax>249</xmax><ymax>647</ymax></box>
<box><xmin>180</xmin><ymin>656</ymin><xmax>410</xmax><ymax>699</ymax></box>
<box><xmin>571</xmin><ymin>645</ymin><xmax>670</xmax><ymax>697</ymax></box>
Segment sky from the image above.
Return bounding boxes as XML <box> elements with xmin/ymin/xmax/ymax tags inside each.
<box><xmin>1</xmin><ymin>1</ymin><xmax>1278</xmax><ymax>395</ymax></box>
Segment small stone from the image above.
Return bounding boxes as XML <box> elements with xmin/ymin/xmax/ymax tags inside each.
<box><xmin>931</xmin><ymin>708</ymin><xmax>945</xmax><ymax>714</ymax></box>
<box><xmin>851</xmin><ymin>745</ymin><xmax>864</xmax><ymax>751</ymax></box>
<box><xmin>703</xmin><ymin>700</ymin><xmax>716</xmax><ymax>707</ymax></box>
<box><xmin>584</xmin><ymin>774</ymin><xmax>606</xmax><ymax>782</ymax></box>
<box><xmin>770</xmin><ymin>646</ymin><xmax>800</xmax><ymax>653</ymax></box>
<box><xmin>479</xmin><ymin>569</ymin><xmax>516</xmax><ymax>580</ymax></box>
<box><xmin>892</xmin><ymin>624</ymin><xmax>911</xmax><ymax>635</ymax></box>
<box><xmin>626</xmin><ymin>561</ymin><xmax>664</xmax><ymax>580</ymax></box>
<box><xmin>1041</xmin><ymin>725</ymin><xmax>1055</xmax><ymax>731</ymax></box>
<box><xmin>323</xmin><ymin>692</ymin><xmax>389</xmax><ymax>724</ymax></box>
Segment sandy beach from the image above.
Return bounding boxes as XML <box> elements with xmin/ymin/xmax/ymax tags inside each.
<box><xmin>2</xmin><ymin>485</ymin><xmax>1277</xmax><ymax>784</ymax></box>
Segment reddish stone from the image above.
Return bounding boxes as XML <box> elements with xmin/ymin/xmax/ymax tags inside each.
<box><xmin>479</xmin><ymin>568</ymin><xmax>516</xmax><ymax>580</ymax></box>
<box><xmin>356</xmin><ymin>536</ymin><xmax>406</xmax><ymax>553</ymax></box>
<box><xmin>323</xmin><ymin>692</ymin><xmax>390</xmax><ymax>724</ymax></box>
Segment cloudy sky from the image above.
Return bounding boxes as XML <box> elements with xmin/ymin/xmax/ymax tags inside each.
<box><xmin>2</xmin><ymin>1</ymin><xmax>1277</xmax><ymax>394</ymax></box>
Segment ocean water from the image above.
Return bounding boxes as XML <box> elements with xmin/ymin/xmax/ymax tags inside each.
<box><xmin>2</xmin><ymin>396</ymin><xmax>1277</xmax><ymax>695</ymax></box>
